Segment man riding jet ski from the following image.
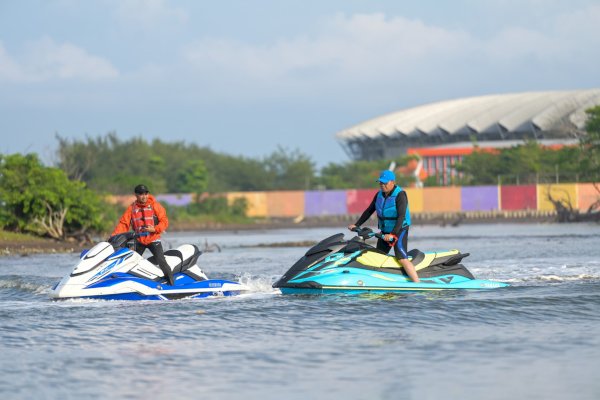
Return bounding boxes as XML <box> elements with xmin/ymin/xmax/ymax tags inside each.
<box><xmin>272</xmin><ymin>227</ymin><xmax>508</xmax><ymax>294</ymax></box>
<box><xmin>50</xmin><ymin>232</ymin><xmax>248</xmax><ymax>300</ymax></box>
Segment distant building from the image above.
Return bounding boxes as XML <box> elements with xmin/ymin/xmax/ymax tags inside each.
<box><xmin>406</xmin><ymin>139</ymin><xmax>578</xmax><ymax>186</ymax></box>
<box><xmin>336</xmin><ymin>89</ymin><xmax>600</xmax><ymax>163</ymax></box>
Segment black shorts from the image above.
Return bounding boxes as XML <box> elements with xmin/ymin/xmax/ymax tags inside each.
<box><xmin>376</xmin><ymin>228</ymin><xmax>409</xmax><ymax>259</ymax></box>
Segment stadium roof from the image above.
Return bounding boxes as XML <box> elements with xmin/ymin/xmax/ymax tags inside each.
<box><xmin>336</xmin><ymin>89</ymin><xmax>600</xmax><ymax>160</ymax></box>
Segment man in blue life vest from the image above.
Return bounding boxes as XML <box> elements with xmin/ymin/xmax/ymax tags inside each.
<box><xmin>348</xmin><ymin>170</ymin><xmax>420</xmax><ymax>282</ymax></box>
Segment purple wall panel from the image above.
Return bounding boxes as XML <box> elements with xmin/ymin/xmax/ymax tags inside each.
<box><xmin>304</xmin><ymin>191</ymin><xmax>347</xmax><ymax>216</ymax></box>
<box><xmin>155</xmin><ymin>193</ymin><xmax>194</xmax><ymax>207</ymax></box>
<box><xmin>461</xmin><ymin>186</ymin><xmax>499</xmax><ymax>211</ymax></box>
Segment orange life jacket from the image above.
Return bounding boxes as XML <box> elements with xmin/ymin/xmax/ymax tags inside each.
<box><xmin>130</xmin><ymin>202</ymin><xmax>159</xmax><ymax>234</ymax></box>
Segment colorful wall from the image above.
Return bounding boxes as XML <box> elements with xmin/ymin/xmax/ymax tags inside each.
<box><xmin>108</xmin><ymin>183</ymin><xmax>596</xmax><ymax>217</ymax></box>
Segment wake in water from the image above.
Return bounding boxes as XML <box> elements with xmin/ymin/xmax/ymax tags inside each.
<box><xmin>0</xmin><ymin>275</ymin><xmax>51</xmax><ymax>296</ymax></box>
<box><xmin>471</xmin><ymin>259</ymin><xmax>600</xmax><ymax>285</ymax></box>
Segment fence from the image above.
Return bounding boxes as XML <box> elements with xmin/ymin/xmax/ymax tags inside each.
<box><xmin>107</xmin><ymin>183</ymin><xmax>597</xmax><ymax>218</ymax></box>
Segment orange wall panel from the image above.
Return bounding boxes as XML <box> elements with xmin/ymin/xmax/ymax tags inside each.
<box><xmin>106</xmin><ymin>195</ymin><xmax>135</xmax><ymax>208</ymax></box>
<box><xmin>422</xmin><ymin>187</ymin><xmax>461</xmax><ymax>212</ymax></box>
<box><xmin>577</xmin><ymin>183</ymin><xmax>600</xmax><ymax>211</ymax></box>
<box><xmin>265</xmin><ymin>191</ymin><xmax>305</xmax><ymax>217</ymax></box>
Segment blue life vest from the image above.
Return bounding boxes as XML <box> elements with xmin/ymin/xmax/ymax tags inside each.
<box><xmin>375</xmin><ymin>186</ymin><xmax>411</xmax><ymax>233</ymax></box>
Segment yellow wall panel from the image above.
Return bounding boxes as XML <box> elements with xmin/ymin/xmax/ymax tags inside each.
<box><xmin>404</xmin><ymin>188</ymin><xmax>424</xmax><ymax>212</ymax></box>
<box><xmin>227</xmin><ymin>192</ymin><xmax>268</xmax><ymax>217</ymax></box>
<box><xmin>537</xmin><ymin>184</ymin><xmax>578</xmax><ymax>211</ymax></box>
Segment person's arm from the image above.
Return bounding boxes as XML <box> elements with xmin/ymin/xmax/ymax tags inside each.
<box><xmin>354</xmin><ymin>193</ymin><xmax>377</xmax><ymax>227</ymax></box>
<box><xmin>391</xmin><ymin>191</ymin><xmax>408</xmax><ymax>236</ymax></box>
<box><xmin>153</xmin><ymin>202</ymin><xmax>169</xmax><ymax>234</ymax></box>
<box><xmin>111</xmin><ymin>206</ymin><xmax>132</xmax><ymax>236</ymax></box>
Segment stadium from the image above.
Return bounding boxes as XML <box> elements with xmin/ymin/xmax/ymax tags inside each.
<box><xmin>336</xmin><ymin>89</ymin><xmax>600</xmax><ymax>184</ymax></box>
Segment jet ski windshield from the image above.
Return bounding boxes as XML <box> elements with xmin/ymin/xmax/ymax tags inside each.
<box><xmin>305</xmin><ymin>233</ymin><xmax>344</xmax><ymax>256</ymax></box>
<box><xmin>107</xmin><ymin>232</ymin><xmax>136</xmax><ymax>249</ymax></box>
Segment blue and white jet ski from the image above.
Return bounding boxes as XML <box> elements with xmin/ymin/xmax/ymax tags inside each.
<box><xmin>273</xmin><ymin>227</ymin><xmax>509</xmax><ymax>294</ymax></box>
<box><xmin>51</xmin><ymin>232</ymin><xmax>248</xmax><ymax>300</ymax></box>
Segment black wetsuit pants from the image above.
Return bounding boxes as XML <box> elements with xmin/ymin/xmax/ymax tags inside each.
<box><xmin>134</xmin><ymin>241</ymin><xmax>174</xmax><ymax>286</ymax></box>
<box><xmin>376</xmin><ymin>228</ymin><xmax>409</xmax><ymax>260</ymax></box>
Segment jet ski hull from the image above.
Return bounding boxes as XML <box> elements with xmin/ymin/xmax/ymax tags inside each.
<box><xmin>277</xmin><ymin>267</ymin><xmax>508</xmax><ymax>294</ymax></box>
<box><xmin>52</xmin><ymin>276</ymin><xmax>246</xmax><ymax>301</ymax></box>
<box><xmin>273</xmin><ymin>231</ymin><xmax>509</xmax><ymax>295</ymax></box>
<box><xmin>51</xmin><ymin>234</ymin><xmax>248</xmax><ymax>301</ymax></box>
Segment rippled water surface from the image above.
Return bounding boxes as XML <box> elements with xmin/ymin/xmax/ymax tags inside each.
<box><xmin>1</xmin><ymin>223</ymin><xmax>599</xmax><ymax>400</ymax></box>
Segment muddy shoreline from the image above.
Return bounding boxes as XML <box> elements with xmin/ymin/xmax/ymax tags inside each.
<box><xmin>1</xmin><ymin>239</ymin><xmax>82</xmax><ymax>257</ymax></box>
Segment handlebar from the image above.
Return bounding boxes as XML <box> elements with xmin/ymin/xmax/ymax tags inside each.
<box><xmin>350</xmin><ymin>226</ymin><xmax>391</xmax><ymax>242</ymax></box>
<box><xmin>107</xmin><ymin>231</ymin><xmax>149</xmax><ymax>248</ymax></box>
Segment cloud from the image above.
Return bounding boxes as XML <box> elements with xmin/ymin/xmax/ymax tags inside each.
<box><xmin>180</xmin><ymin>9</ymin><xmax>600</xmax><ymax>96</ymax></box>
<box><xmin>0</xmin><ymin>42</ymin><xmax>25</xmax><ymax>81</ymax></box>
<box><xmin>0</xmin><ymin>37</ymin><xmax>119</xmax><ymax>83</ymax></box>
<box><xmin>553</xmin><ymin>4</ymin><xmax>600</xmax><ymax>48</ymax></box>
<box><xmin>113</xmin><ymin>0</ymin><xmax>189</xmax><ymax>30</ymax></box>
<box><xmin>180</xmin><ymin>12</ymin><xmax>477</xmax><ymax>103</ymax></box>
<box><xmin>483</xmin><ymin>27</ymin><xmax>559</xmax><ymax>62</ymax></box>
<box><xmin>180</xmin><ymin>12</ymin><xmax>475</xmax><ymax>90</ymax></box>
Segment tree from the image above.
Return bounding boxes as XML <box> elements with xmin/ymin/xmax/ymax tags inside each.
<box><xmin>55</xmin><ymin>133</ymin><xmax>168</xmax><ymax>194</ymax></box>
<box><xmin>54</xmin><ymin>133</ymin><xmax>276</xmax><ymax>193</ymax></box>
<box><xmin>320</xmin><ymin>160</ymin><xmax>388</xmax><ymax>189</ymax></box>
<box><xmin>455</xmin><ymin>140</ymin><xmax>587</xmax><ymax>185</ymax></box>
<box><xmin>0</xmin><ymin>153</ymin><xmax>111</xmax><ymax>240</ymax></box>
<box><xmin>263</xmin><ymin>146</ymin><xmax>316</xmax><ymax>190</ymax></box>
<box><xmin>176</xmin><ymin>159</ymin><xmax>209</xmax><ymax>193</ymax></box>
<box><xmin>581</xmin><ymin>106</ymin><xmax>600</xmax><ymax>182</ymax></box>
<box><xmin>319</xmin><ymin>157</ymin><xmax>417</xmax><ymax>189</ymax></box>
<box><xmin>55</xmin><ymin>134</ymin><xmax>98</xmax><ymax>181</ymax></box>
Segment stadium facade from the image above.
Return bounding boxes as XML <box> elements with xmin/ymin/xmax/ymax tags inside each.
<box><xmin>336</xmin><ymin>89</ymin><xmax>600</xmax><ymax>184</ymax></box>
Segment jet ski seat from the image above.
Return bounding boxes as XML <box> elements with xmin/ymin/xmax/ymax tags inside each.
<box><xmin>174</xmin><ymin>244</ymin><xmax>202</xmax><ymax>273</ymax></box>
<box><xmin>356</xmin><ymin>249</ymin><xmax>434</xmax><ymax>271</ymax></box>
<box><xmin>147</xmin><ymin>244</ymin><xmax>202</xmax><ymax>274</ymax></box>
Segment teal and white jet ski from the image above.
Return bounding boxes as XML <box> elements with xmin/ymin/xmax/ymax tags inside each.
<box><xmin>273</xmin><ymin>227</ymin><xmax>508</xmax><ymax>294</ymax></box>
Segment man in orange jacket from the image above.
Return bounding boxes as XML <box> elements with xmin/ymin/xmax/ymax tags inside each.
<box><xmin>112</xmin><ymin>184</ymin><xmax>174</xmax><ymax>285</ymax></box>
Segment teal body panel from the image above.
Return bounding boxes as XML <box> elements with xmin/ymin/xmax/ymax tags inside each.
<box><xmin>286</xmin><ymin>266</ymin><xmax>508</xmax><ymax>292</ymax></box>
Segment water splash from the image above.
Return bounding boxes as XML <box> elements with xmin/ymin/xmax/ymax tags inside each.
<box><xmin>237</xmin><ymin>272</ymin><xmax>281</xmax><ymax>295</ymax></box>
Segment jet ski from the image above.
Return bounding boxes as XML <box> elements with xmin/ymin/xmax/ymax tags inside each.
<box><xmin>50</xmin><ymin>232</ymin><xmax>248</xmax><ymax>300</ymax></box>
<box><xmin>273</xmin><ymin>227</ymin><xmax>509</xmax><ymax>294</ymax></box>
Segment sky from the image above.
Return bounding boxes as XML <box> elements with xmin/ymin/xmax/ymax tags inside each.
<box><xmin>1</xmin><ymin>0</ymin><xmax>600</xmax><ymax>166</ymax></box>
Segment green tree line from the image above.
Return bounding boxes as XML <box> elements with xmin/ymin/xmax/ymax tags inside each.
<box><xmin>55</xmin><ymin>133</ymin><xmax>415</xmax><ymax>194</ymax></box>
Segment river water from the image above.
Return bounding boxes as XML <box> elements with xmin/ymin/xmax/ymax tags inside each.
<box><xmin>1</xmin><ymin>223</ymin><xmax>599</xmax><ymax>400</ymax></box>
